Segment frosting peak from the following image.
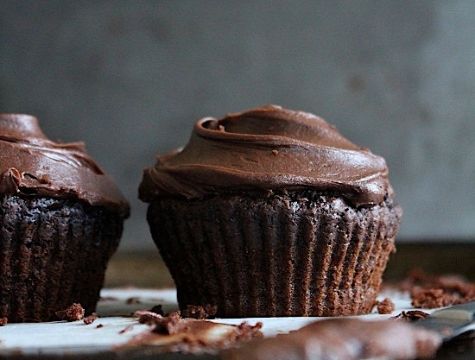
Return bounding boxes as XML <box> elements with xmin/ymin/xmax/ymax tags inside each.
<box><xmin>0</xmin><ymin>113</ymin><xmax>129</xmax><ymax>216</ymax></box>
<box><xmin>0</xmin><ymin>114</ymin><xmax>47</xmax><ymax>141</ymax></box>
<box><xmin>139</xmin><ymin>105</ymin><xmax>392</xmax><ymax>207</ymax></box>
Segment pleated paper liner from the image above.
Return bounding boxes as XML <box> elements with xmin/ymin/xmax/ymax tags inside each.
<box><xmin>0</xmin><ymin>196</ymin><xmax>122</xmax><ymax>322</ymax></box>
<box><xmin>148</xmin><ymin>192</ymin><xmax>402</xmax><ymax>317</ymax></box>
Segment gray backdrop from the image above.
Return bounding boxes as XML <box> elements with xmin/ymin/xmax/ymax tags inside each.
<box><xmin>1</xmin><ymin>0</ymin><xmax>474</xmax><ymax>250</ymax></box>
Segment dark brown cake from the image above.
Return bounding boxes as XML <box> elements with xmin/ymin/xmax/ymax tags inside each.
<box><xmin>139</xmin><ymin>105</ymin><xmax>402</xmax><ymax>317</ymax></box>
<box><xmin>0</xmin><ymin>114</ymin><xmax>129</xmax><ymax>322</ymax></box>
<box><xmin>148</xmin><ymin>192</ymin><xmax>400</xmax><ymax>316</ymax></box>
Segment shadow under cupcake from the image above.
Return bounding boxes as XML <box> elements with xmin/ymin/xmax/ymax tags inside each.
<box><xmin>139</xmin><ymin>105</ymin><xmax>402</xmax><ymax>317</ymax></box>
<box><xmin>0</xmin><ymin>114</ymin><xmax>129</xmax><ymax>322</ymax></box>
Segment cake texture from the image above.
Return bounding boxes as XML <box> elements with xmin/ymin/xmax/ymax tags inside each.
<box><xmin>0</xmin><ymin>114</ymin><xmax>129</xmax><ymax>322</ymax></box>
<box><xmin>139</xmin><ymin>105</ymin><xmax>402</xmax><ymax>317</ymax></box>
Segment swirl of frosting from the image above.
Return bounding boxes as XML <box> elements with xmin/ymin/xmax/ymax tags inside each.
<box><xmin>0</xmin><ymin>114</ymin><xmax>129</xmax><ymax>216</ymax></box>
<box><xmin>139</xmin><ymin>105</ymin><xmax>392</xmax><ymax>207</ymax></box>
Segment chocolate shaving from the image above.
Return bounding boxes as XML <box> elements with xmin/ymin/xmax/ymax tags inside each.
<box><xmin>0</xmin><ymin>317</ymin><xmax>7</xmax><ymax>326</ymax></box>
<box><xmin>392</xmin><ymin>310</ymin><xmax>430</xmax><ymax>322</ymax></box>
<box><xmin>181</xmin><ymin>304</ymin><xmax>217</xmax><ymax>319</ymax></box>
<box><xmin>55</xmin><ymin>303</ymin><xmax>85</xmax><ymax>321</ymax></box>
<box><xmin>375</xmin><ymin>298</ymin><xmax>395</xmax><ymax>314</ymax></box>
<box><xmin>83</xmin><ymin>313</ymin><xmax>98</xmax><ymax>325</ymax></box>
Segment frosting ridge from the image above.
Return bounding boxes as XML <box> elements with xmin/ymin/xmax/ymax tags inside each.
<box><xmin>139</xmin><ymin>105</ymin><xmax>392</xmax><ymax>207</ymax></box>
<box><xmin>0</xmin><ymin>114</ymin><xmax>129</xmax><ymax>216</ymax></box>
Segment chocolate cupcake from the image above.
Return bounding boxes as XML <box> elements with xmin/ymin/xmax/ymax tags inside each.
<box><xmin>0</xmin><ymin>114</ymin><xmax>129</xmax><ymax>322</ymax></box>
<box><xmin>139</xmin><ymin>105</ymin><xmax>401</xmax><ymax>317</ymax></box>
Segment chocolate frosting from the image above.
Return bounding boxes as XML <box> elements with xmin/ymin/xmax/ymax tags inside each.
<box><xmin>0</xmin><ymin>114</ymin><xmax>129</xmax><ymax>216</ymax></box>
<box><xmin>139</xmin><ymin>105</ymin><xmax>393</xmax><ymax>207</ymax></box>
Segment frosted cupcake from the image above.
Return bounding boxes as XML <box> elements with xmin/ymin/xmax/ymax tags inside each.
<box><xmin>0</xmin><ymin>114</ymin><xmax>129</xmax><ymax>322</ymax></box>
<box><xmin>139</xmin><ymin>105</ymin><xmax>401</xmax><ymax>317</ymax></box>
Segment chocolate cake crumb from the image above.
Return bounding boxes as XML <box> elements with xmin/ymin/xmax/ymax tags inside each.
<box><xmin>400</xmin><ymin>269</ymin><xmax>475</xmax><ymax>309</ymax></box>
<box><xmin>55</xmin><ymin>303</ymin><xmax>85</xmax><ymax>321</ymax></box>
<box><xmin>125</xmin><ymin>297</ymin><xmax>141</xmax><ymax>305</ymax></box>
<box><xmin>375</xmin><ymin>298</ymin><xmax>395</xmax><ymax>314</ymax></box>
<box><xmin>152</xmin><ymin>311</ymin><xmax>185</xmax><ymax>335</ymax></box>
<box><xmin>181</xmin><ymin>304</ymin><xmax>218</xmax><ymax>319</ymax></box>
<box><xmin>235</xmin><ymin>322</ymin><xmax>263</xmax><ymax>342</ymax></box>
<box><xmin>126</xmin><ymin>314</ymin><xmax>263</xmax><ymax>353</ymax></box>
<box><xmin>149</xmin><ymin>304</ymin><xmax>164</xmax><ymax>316</ymax></box>
<box><xmin>83</xmin><ymin>313</ymin><xmax>98</xmax><ymax>325</ymax></box>
<box><xmin>96</xmin><ymin>324</ymin><xmax>104</xmax><ymax>329</ymax></box>
<box><xmin>0</xmin><ymin>317</ymin><xmax>7</xmax><ymax>326</ymax></box>
<box><xmin>392</xmin><ymin>310</ymin><xmax>430</xmax><ymax>322</ymax></box>
<box><xmin>135</xmin><ymin>310</ymin><xmax>164</xmax><ymax>325</ymax></box>
<box><xmin>119</xmin><ymin>324</ymin><xmax>135</xmax><ymax>334</ymax></box>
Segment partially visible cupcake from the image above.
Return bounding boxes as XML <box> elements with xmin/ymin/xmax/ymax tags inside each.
<box><xmin>0</xmin><ymin>114</ymin><xmax>129</xmax><ymax>322</ymax></box>
<box><xmin>140</xmin><ymin>105</ymin><xmax>402</xmax><ymax>317</ymax></box>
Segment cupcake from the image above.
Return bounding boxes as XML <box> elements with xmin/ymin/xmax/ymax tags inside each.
<box><xmin>0</xmin><ymin>114</ymin><xmax>129</xmax><ymax>322</ymax></box>
<box><xmin>139</xmin><ymin>105</ymin><xmax>402</xmax><ymax>317</ymax></box>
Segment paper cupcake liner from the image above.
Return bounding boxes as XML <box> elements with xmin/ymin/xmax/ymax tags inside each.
<box><xmin>0</xmin><ymin>195</ymin><xmax>123</xmax><ymax>322</ymax></box>
<box><xmin>148</xmin><ymin>192</ymin><xmax>401</xmax><ymax>317</ymax></box>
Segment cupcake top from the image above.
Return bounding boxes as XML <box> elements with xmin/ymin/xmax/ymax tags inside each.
<box><xmin>0</xmin><ymin>114</ymin><xmax>129</xmax><ymax>216</ymax></box>
<box><xmin>139</xmin><ymin>105</ymin><xmax>392</xmax><ymax>207</ymax></box>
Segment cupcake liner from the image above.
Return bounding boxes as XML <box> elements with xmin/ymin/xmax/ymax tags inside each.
<box><xmin>0</xmin><ymin>195</ymin><xmax>122</xmax><ymax>322</ymax></box>
<box><xmin>148</xmin><ymin>192</ymin><xmax>401</xmax><ymax>317</ymax></box>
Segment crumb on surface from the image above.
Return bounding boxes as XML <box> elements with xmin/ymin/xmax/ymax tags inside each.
<box><xmin>83</xmin><ymin>313</ymin><xmax>98</xmax><ymax>325</ymax></box>
<box><xmin>126</xmin><ymin>313</ymin><xmax>263</xmax><ymax>353</ymax></box>
<box><xmin>400</xmin><ymin>269</ymin><xmax>475</xmax><ymax>309</ymax></box>
<box><xmin>96</xmin><ymin>324</ymin><xmax>104</xmax><ymax>329</ymax></box>
<box><xmin>149</xmin><ymin>304</ymin><xmax>164</xmax><ymax>316</ymax></box>
<box><xmin>376</xmin><ymin>298</ymin><xmax>395</xmax><ymax>314</ymax></box>
<box><xmin>134</xmin><ymin>310</ymin><xmax>164</xmax><ymax>325</ymax></box>
<box><xmin>0</xmin><ymin>317</ymin><xmax>7</xmax><ymax>326</ymax></box>
<box><xmin>55</xmin><ymin>303</ymin><xmax>85</xmax><ymax>321</ymax></box>
<box><xmin>392</xmin><ymin>310</ymin><xmax>430</xmax><ymax>322</ymax></box>
<box><xmin>119</xmin><ymin>324</ymin><xmax>135</xmax><ymax>334</ymax></box>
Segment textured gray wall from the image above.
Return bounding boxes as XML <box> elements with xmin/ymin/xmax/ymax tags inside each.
<box><xmin>1</xmin><ymin>0</ymin><xmax>474</xmax><ymax>250</ymax></box>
